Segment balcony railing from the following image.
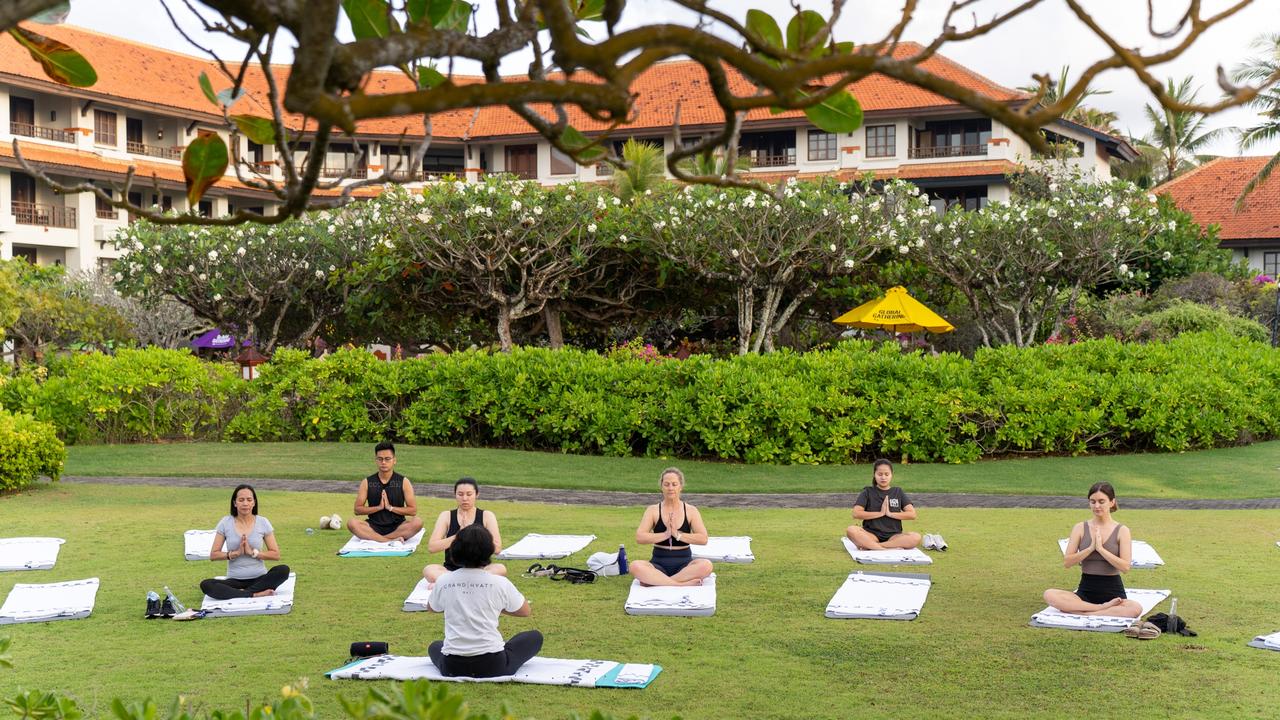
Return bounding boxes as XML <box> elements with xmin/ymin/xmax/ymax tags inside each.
<box><xmin>96</xmin><ymin>207</ymin><xmax>119</xmax><ymax>220</ymax></box>
<box><xmin>384</xmin><ymin>166</ymin><xmax>464</xmax><ymax>181</ymax></box>
<box><xmin>595</xmin><ymin>162</ymin><xmax>614</xmax><ymax>176</ymax></box>
<box><xmin>744</xmin><ymin>151</ymin><xmax>796</xmax><ymax>168</ymax></box>
<box><xmin>908</xmin><ymin>144</ymin><xmax>989</xmax><ymax>160</ymax></box>
<box><xmin>12</xmin><ymin>201</ymin><xmax>76</xmax><ymax>229</ymax></box>
<box><xmin>320</xmin><ymin>165</ymin><xmax>368</xmax><ymax>179</ymax></box>
<box><xmin>127</xmin><ymin>141</ymin><xmax>182</xmax><ymax>160</ymax></box>
<box><xmin>11</xmin><ymin>121</ymin><xmax>75</xmax><ymax>143</ymax></box>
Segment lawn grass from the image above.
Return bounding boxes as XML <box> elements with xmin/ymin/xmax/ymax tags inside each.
<box><xmin>2</xmin><ymin>483</ymin><xmax>1280</xmax><ymax>719</ymax></box>
<box><xmin>64</xmin><ymin>440</ymin><xmax>1280</xmax><ymax>498</ymax></box>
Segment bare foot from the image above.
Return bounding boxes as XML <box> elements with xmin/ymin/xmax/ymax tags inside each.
<box><xmin>252</xmin><ymin>589</ymin><xmax>276</xmax><ymax>598</ymax></box>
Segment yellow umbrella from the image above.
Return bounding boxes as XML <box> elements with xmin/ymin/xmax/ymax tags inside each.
<box><xmin>833</xmin><ymin>286</ymin><xmax>954</xmax><ymax>334</ymax></box>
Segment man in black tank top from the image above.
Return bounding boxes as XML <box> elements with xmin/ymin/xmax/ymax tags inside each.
<box><xmin>346</xmin><ymin>441</ymin><xmax>424</xmax><ymax>542</ymax></box>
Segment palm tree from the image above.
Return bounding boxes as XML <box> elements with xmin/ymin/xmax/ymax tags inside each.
<box><xmin>1018</xmin><ymin>65</ymin><xmax>1118</xmax><ymax>132</ymax></box>
<box><xmin>1110</xmin><ymin>132</ymin><xmax>1163</xmax><ymax>188</ymax></box>
<box><xmin>1231</xmin><ymin>33</ymin><xmax>1280</xmax><ymax>207</ymax></box>
<box><xmin>1141</xmin><ymin>76</ymin><xmax>1226</xmax><ymax>184</ymax></box>
<box><xmin>612</xmin><ymin>138</ymin><xmax>666</xmax><ymax>204</ymax></box>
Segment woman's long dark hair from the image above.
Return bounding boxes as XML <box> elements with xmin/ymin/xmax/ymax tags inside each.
<box><xmin>230</xmin><ymin>484</ymin><xmax>259</xmax><ymax>516</ymax></box>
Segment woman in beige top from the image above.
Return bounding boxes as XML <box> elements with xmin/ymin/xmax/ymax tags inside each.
<box><xmin>1042</xmin><ymin>482</ymin><xmax>1142</xmax><ymax>617</ymax></box>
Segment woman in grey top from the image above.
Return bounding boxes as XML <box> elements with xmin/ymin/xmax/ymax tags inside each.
<box><xmin>1042</xmin><ymin>482</ymin><xmax>1141</xmax><ymax>617</ymax></box>
<box><xmin>200</xmin><ymin>484</ymin><xmax>290</xmax><ymax>600</ymax></box>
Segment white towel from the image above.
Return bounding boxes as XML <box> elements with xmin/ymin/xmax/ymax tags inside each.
<box><xmin>691</xmin><ymin>536</ymin><xmax>754</xmax><ymax>563</ymax></box>
<box><xmin>497</xmin><ymin>534</ymin><xmax>596</xmax><ymax>560</ymax></box>
<box><xmin>1058</xmin><ymin>538</ymin><xmax>1164</xmax><ymax>569</ymax></box>
<box><xmin>402</xmin><ymin>578</ymin><xmax>433</xmax><ymax>612</ymax></box>
<box><xmin>0</xmin><ymin>537</ymin><xmax>65</xmax><ymax>571</ymax></box>
<box><xmin>338</xmin><ymin>529</ymin><xmax>426</xmax><ymax>556</ymax></box>
<box><xmin>1249</xmin><ymin>630</ymin><xmax>1280</xmax><ymax>651</ymax></box>
<box><xmin>184</xmin><ymin>530</ymin><xmax>225</xmax><ymax>561</ymax></box>
<box><xmin>200</xmin><ymin>573</ymin><xmax>296</xmax><ymax>617</ymax></box>
<box><xmin>1029</xmin><ymin>588</ymin><xmax>1170</xmax><ymax>632</ymax></box>
<box><xmin>841</xmin><ymin>537</ymin><xmax>932</xmax><ymax>565</ymax></box>
<box><xmin>0</xmin><ymin>577</ymin><xmax>99</xmax><ymax>624</ymax></box>
<box><xmin>825</xmin><ymin>571</ymin><xmax>932</xmax><ymax>620</ymax></box>
<box><xmin>326</xmin><ymin>655</ymin><xmax>656</xmax><ymax>688</ymax></box>
<box><xmin>624</xmin><ymin>574</ymin><xmax>716</xmax><ymax>616</ymax></box>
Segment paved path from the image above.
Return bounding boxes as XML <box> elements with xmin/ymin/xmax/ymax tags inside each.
<box><xmin>61</xmin><ymin>475</ymin><xmax>1280</xmax><ymax>510</ymax></box>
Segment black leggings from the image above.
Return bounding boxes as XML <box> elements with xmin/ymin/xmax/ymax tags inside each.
<box><xmin>428</xmin><ymin>630</ymin><xmax>543</xmax><ymax>678</ymax></box>
<box><xmin>200</xmin><ymin>565</ymin><xmax>291</xmax><ymax>600</ymax></box>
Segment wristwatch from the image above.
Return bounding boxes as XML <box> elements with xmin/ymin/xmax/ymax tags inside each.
<box><xmin>251</xmin><ymin>548</ymin><xmax>260</xmax><ymax>559</ymax></box>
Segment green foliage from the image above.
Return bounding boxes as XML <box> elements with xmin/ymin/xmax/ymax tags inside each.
<box><xmin>0</xmin><ymin>636</ymin><xmax>11</xmax><ymax>669</ymax></box>
<box><xmin>1125</xmin><ymin>301</ymin><xmax>1268</xmax><ymax>343</ymax></box>
<box><xmin>612</xmin><ymin>138</ymin><xmax>665</xmax><ymax>204</ymax></box>
<box><xmin>0</xmin><ymin>348</ymin><xmax>241</xmax><ymax>444</ymax></box>
<box><xmin>182</xmin><ymin>133</ymin><xmax>230</xmax><ymax>206</ymax></box>
<box><xmin>1130</xmin><ymin>196</ymin><xmax>1242</xmax><ymax>289</ymax></box>
<box><xmin>0</xmin><ymin>407</ymin><xmax>64</xmax><ymax>490</ymax></box>
<box><xmin>4</xmin><ymin>689</ymin><xmax>82</xmax><ymax>719</ymax></box>
<box><xmin>6</xmin><ymin>25</ymin><xmax>96</xmax><ymax>87</ymax></box>
<box><xmin>1</xmin><ymin>259</ymin><xmax>132</xmax><ymax>363</ymax></box>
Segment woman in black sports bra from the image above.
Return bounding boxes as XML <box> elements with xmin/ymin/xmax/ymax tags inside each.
<box><xmin>423</xmin><ymin>477</ymin><xmax>507</xmax><ymax>583</ymax></box>
<box><xmin>629</xmin><ymin>467</ymin><xmax>713</xmax><ymax>587</ymax></box>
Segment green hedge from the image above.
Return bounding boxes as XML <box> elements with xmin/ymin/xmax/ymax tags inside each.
<box><xmin>0</xmin><ymin>408</ymin><xmax>64</xmax><ymax>490</ymax></box>
<box><xmin>6</xmin><ymin>334</ymin><xmax>1279</xmax><ymax>463</ymax></box>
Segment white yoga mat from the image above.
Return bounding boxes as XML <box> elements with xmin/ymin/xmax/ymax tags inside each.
<box><xmin>691</xmin><ymin>536</ymin><xmax>754</xmax><ymax>563</ymax></box>
<box><xmin>841</xmin><ymin>537</ymin><xmax>932</xmax><ymax>566</ymax></box>
<box><xmin>200</xmin><ymin>573</ymin><xmax>296</xmax><ymax>617</ymax></box>
<box><xmin>1058</xmin><ymin>538</ymin><xmax>1164</xmax><ymax>569</ymax></box>
<box><xmin>624</xmin><ymin>574</ymin><xmax>716</xmax><ymax>616</ymax></box>
<box><xmin>184</xmin><ymin>530</ymin><xmax>225</xmax><ymax>561</ymax></box>
<box><xmin>497</xmin><ymin>534</ymin><xmax>597</xmax><ymax>560</ymax></box>
<box><xmin>402</xmin><ymin>578</ymin><xmax>433</xmax><ymax>612</ymax></box>
<box><xmin>1029</xmin><ymin>588</ymin><xmax>1170</xmax><ymax>632</ymax></box>
<box><xmin>1248</xmin><ymin>630</ymin><xmax>1280</xmax><ymax>652</ymax></box>
<box><xmin>825</xmin><ymin>571</ymin><xmax>932</xmax><ymax>620</ymax></box>
<box><xmin>326</xmin><ymin>655</ymin><xmax>660</xmax><ymax>688</ymax></box>
<box><xmin>0</xmin><ymin>577</ymin><xmax>99</xmax><ymax>624</ymax></box>
<box><xmin>338</xmin><ymin>529</ymin><xmax>426</xmax><ymax>557</ymax></box>
<box><xmin>0</xmin><ymin>537</ymin><xmax>64</xmax><ymax>571</ymax></box>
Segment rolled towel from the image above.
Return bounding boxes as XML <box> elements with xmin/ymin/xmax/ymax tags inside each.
<box><xmin>320</xmin><ymin>515</ymin><xmax>331</xmax><ymax>529</ymax></box>
<box><xmin>329</xmin><ymin>514</ymin><xmax>342</xmax><ymax>530</ymax></box>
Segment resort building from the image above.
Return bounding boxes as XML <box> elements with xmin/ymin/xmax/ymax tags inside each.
<box><xmin>1159</xmin><ymin>156</ymin><xmax>1280</xmax><ymax>274</ymax></box>
<box><xmin>0</xmin><ymin>25</ymin><xmax>1136</xmax><ymax>272</ymax></box>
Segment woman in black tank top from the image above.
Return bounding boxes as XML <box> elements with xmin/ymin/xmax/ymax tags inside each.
<box><xmin>1042</xmin><ymin>482</ymin><xmax>1142</xmax><ymax>618</ymax></box>
<box><xmin>628</xmin><ymin>467</ymin><xmax>713</xmax><ymax>587</ymax></box>
<box><xmin>423</xmin><ymin>477</ymin><xmax>508</xmax><ymax>583</ymax></box>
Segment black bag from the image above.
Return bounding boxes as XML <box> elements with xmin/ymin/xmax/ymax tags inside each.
<box><xmin>548</xmin><ymin>566</ymin><xmax>597</xmax><ymax>584</ymax></box>
<box><xmin>1146</xmin><ymin>612</ymin><xmax>1197</xmax><ymax>637</ymax></box>
<box><xmin>350</xmin><ymin>641</ymin><xmax>389</xmax><ymax>657</ymax></box>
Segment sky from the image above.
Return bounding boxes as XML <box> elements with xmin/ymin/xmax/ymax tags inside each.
<box><xmin>61</xmin><ymin>0</ymin><xmax>1280</xmax><ymax>156</ymax></box>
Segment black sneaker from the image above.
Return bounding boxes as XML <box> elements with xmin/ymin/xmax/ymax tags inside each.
<box><xmin>159</xmin><ymin>597</ymin><xmax>177</xmax><ymax>618</ymax></box>
<box><xmin>145</xmin><ymin>596</ymin><xmax>162</xmax><ymax>619</ymax></box>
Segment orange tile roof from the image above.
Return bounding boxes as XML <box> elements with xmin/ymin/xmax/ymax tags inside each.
<box><xmin>0</xmin><ymin>140</ymin><xmax>272</xmax><ymax>196</ymax></box>
<box><xmin>0</xmin><ymin>26</ymin><xmax>1027</xmax><ymax>142</ymax></box>
<box><xmin>1159</xmin><ymin>157</ymin><xmax>1280</xmax><ymax>241</ymax></box>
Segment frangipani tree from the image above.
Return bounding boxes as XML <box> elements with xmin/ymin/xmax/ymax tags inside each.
<box><xmin>637</xmin><ymin>178</ymin><xmax>935</xmax><ymax>354</ymax></box>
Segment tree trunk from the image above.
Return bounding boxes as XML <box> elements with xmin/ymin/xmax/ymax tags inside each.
<box><xmin>543</xmin><ymin>304</ymin><xmax>564</xmax><ymax>349</ymax></box>
<box><xmin>735</xmin><ymin>285</ymin><xmax>754</xmax><ymax>355</ymax></box>
<box><xmin>496</xmin><ymin>305</ymin><xmax>514</xmax><ymax>352</ymax></box>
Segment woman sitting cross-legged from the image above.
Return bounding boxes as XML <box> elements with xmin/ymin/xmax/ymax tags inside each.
<box><xmin>427</xmin><ymin>524</ymin><xmax>543</xmax><ymax>678</ymax></box>
<box><xmin>1042</xmin><ymin>482</ymin><xmax>1143</xmax><ymax>618</ymax></box>
<box><xmin>422</xmin><ymin>477</ymin><xmax>507</xmax><ymax>583</ymax></box>
<box><xmin>628</xmin><ymin>467</ymin><xmax>713</xmax><ymax>587</ymax></box>
<box><xmin>200</xmin><ymin>484</ymin><xmax>290</xmax><ymax>600</ymax></box>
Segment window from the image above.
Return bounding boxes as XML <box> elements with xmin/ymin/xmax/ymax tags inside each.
<box><xmin>1265</xmin><ymin>251</ymin><xmax>1280</xmax><ymax>278</ymax></box>
<box><xmin>96</xmin><ymin>188</ymin><xmax>117</xmax><ymax>219</ymax></box>
<box><xmin>808</xmin><ymin>130</ymin><xmax>837</xmax><ymax>161</ymax></box>
<box><xmin>94</xmin><ymin>110</ymin><xmax>117</xmax><ymax>147</ymax></box>
<box><xmin>247</xmin><ymin>141</ymin><xmax>264</xmax><ymax>164</ymax></box>
<box><xmin>914</xmin><ymin>119</ymin><xmax>991</xmax><ymax>158</ymax></box>
<box><xmin>928</xmin><ymin>186</ymin><xmax>988</xmax><ymax>214</ymax></box>
<box><xmin>865</xmin><ymin>125</ymin><xmax>896</xmax><ymax>158</ymax></box>
<box><xmin>550</xmin><ymin>146</ymin><xmax>576</xmax><ymax>175</ymax></box>
<box><xmin>198</xmin><ymin>200</ymin><xmax>213</xmax><ymax>217</ymax></box>
<box><xmin>739</xmin><ymin>130</ymin><xmax>796</xmax><ymax>167</ymax></box>
<box><xmin>1038</xmin><ymin>129</ymin><xmax>1084</xmax><ymax>158</ymax></box>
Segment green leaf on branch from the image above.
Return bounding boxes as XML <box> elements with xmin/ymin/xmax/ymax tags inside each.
<box><xmin>418</xmin><ymin>65</ymin><xmax>446</xmax><ymax>89</ymax></box>
<box><xmin>26</xmin><ymin>2</ymin><xmax>71</xmax><ymax>25</ymax></box>
<box><xmin>198</xmin><ymin>71</ymin><xmax>219</xmax><ymax>106</ymax></box>
<box><xmin>8</xmin><ymin>26</ymin><xmax>97</xmax><ymax>87</ymax></box>
<box><xmin>406</xmin><ymin>0</ymin><xmax>428</xmax><ymax>22</ymax></box>
<box><xmin>560</xmin><ymin>126</ymin><xmax>605</xmax><ymax>162</ymax></box>
<box><xmin>785</xmin><ymin>10</ymin><xmax>828</xmax><ymax>58</ymax></box>
<box><xmin>231</xmin><ymin>115</ymin><xmax>276</xmax><ymax>145</ymax></box>
<box><xmin>805</xmin><ymin>90</ymin><xmax>863</xmax><ymax>133</ymax></box>
<box><xmin>746</xmin><ymin>9</ymin><xmax>783</xmax><ymax>66</ymax></box>
<box><xmin>343</xmin><ymin>0</ymin><xmax>398</xmax><ymax>40</ymax></box>
<box><xmin>183</xmin><ymin>134</ymin><xmax>229</xmax><ymax>207</ymax></box>
<box><xmin>428</xmin><ymin>0</ymin><xmax>472</xmax><ymax>32</ymax></box>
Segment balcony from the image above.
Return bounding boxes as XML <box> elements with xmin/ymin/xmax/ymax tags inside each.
<box><xmin>96</xmin><ymin>207</ymin><xmax>118</xmax><ymax>220</ymax></box>
<box><xmin>11</xmin><ymin>121</ymin><xmax>75</xmax><ymax>144</ymax></box>
<box><xmin>745</xmin><ymin>152</ymin><xmax>797</xmax><ymax>168</ymax></box>
<box><xmin>127</xmin><ymin>141</ymin><xmax>182</xmax><ymax>160</ymax></box>
<box><xmin>908</xmin><ymin>144</ymin><xmax>989</xmax><ymax>160</ymax></box>
<box><xmin>320</xmin><ymin>165</ymin><xmax>368</xmax><ymax>179</ymax></box>
<box><xmin>13</xmin><ymin>201</ymin><xmax>77</xmax><ymax>229</ymax></box>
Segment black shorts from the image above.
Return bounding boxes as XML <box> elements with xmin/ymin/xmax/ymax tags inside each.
<box><xmin>1075</xmin><ymin>573</ymin><xmax>1127</xmax><ymax>604</ymax></box>
<box><xmin>862</xmin><ymin>526</ymin><xmax>898</xmax><ymax>543</ymax></box>
<box><xmin>368</xmin><ymin>517</ymin><xmax>404</xmax><ymax>536</ymax></box>
<box><xmin>650</xmin><ymin>547</ymin><xmax>692</xmax><ymax>576</ymax></box>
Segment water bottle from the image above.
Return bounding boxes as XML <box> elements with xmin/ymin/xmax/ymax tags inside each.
<box><xmin>1167</xmin><ymin>597</ymin><xmax>1178</xmax><ymax>634</ymax></box>
<box><xmin>163</xmin><ymin>586</ymin><xmax>186</xmax><ymax>614</ymax></box>
<box><xmin>617</xmin><ymin>543</ymin><xmax>628</xmax><ymax>575</ymax></box>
